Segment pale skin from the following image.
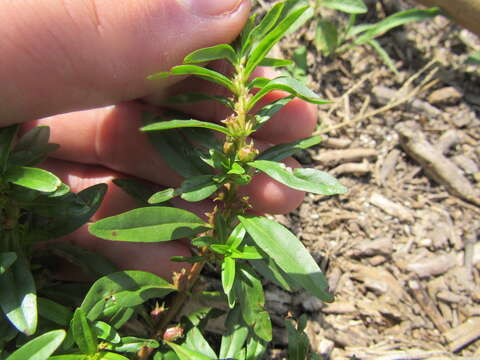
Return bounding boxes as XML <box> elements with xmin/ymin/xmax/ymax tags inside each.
<box><xmin>0</xmin><ymin>0</ymin><xmax>318</xmax><ymax>278</ymax></box>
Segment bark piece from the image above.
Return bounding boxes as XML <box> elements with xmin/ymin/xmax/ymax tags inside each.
<box><xmin>435</xmin><ymin>130</ymin><xmax>461</xmax><ymax>154</ymax></box>
<box><xmin>379</xmin><ymin>149</ymin><xmax>401</xmax><ymax>185</ymax></box>
<box><xmin>395</xmin><ymin>121</ymin><xmax>480</xmax><ymax>206</ymax></box>
<box><xmin>350</xmin><ymin>237</ymin><xmax>393</xmax><ymax>258</ymax></box>
<box><xmin>444</xmin><ymin>317</ymin><xmax>480</xmax><ymax>352</ymax></box>
<box><xmin>428</xmin><ymin>86</ymin><xmax>463</xmax><ymax>104</ymax></box>
<box><xmin>370</xmin><ymin>192</ymin><xmax>414</xmax><ymax>223</ymax></box>
<box><xmin>408</xmin><ymin>279</ymin><xmax>450</xmax><ymax>333</ymax></box>
<box><xmin>313</xmin><ymin>148</ymin><xmax>377</xmax><ymax>167</ymax></box>
<box><xmin>331</xmin><ymin>161</ymin><xmax>371</xmax><ymax>176</ymax></box>
<box><xmin>406</xmin><ymin>253</ymin><xmax>457</xmax><ymax>278</ymax></box>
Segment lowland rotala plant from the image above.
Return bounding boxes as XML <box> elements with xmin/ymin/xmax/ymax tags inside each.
<box><xmin>0</xmin><ymin>1</ymin><xmax>347</xmax><ymax>359</ymax></box>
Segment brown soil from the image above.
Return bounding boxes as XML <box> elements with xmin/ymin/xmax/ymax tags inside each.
<box><xmin>254</xmin><ymin>1</ymin><xmax>480</xmax><ymax>358</ymax></box>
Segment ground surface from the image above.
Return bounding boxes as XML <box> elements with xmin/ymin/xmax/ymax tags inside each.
<box><xmin>252</xmin><ymin>1</ymin><xmax>480</xmax><ymax>359</ymax></box>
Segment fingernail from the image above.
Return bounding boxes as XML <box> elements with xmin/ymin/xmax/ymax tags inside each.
<box><xmin>181</xmin><ymin>0</ymin><xmax>243</xmax><ymax>17</ymax></box>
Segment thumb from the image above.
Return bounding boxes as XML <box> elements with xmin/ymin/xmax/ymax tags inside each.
<box><xmin>0</xmin><ymin>0</ymin><xmax>250</xmax><ymax>125</ymax></box>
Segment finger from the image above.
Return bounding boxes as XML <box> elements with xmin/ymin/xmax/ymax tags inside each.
<box><xmin>27</xmin><ymin>105</ymin><xmax>307</xmax><ymax>214</ymax></box>
<box><xmin>0</xmin><ymin>0</ymin><xmax>250</xmax><ymax>125</ymax></box>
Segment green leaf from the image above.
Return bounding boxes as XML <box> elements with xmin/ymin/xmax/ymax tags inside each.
<box><xmin>249</xmin><ymin>160</ymin><xmax>347</xmax><ymax>195</ymax></box>
<box><xmin>166</xmin><ymin>341</ymin><xmax>212</xmax><ymax>360</ymax></box>
<box><xmin>247</xmin><ymin>76</ymin><xmax>330</xmax><ymax>110</ymax></box>
<box><xmin>257</xmin><ymin>136</ymin><xmax>322</xmax><ymax>162</ymax></box>
<box><xmin>81</xmin><ymin>271</ymin><xmax>175</xmax><ymax>321</ymax></box>
<box><xmin>0</xmin><ymin>125</ymin><xmax>19</xmax><ymax>173</ymax></box>
<box><xmin>167</xmin><ymin>93</ymin><xmax>234</xmax><ymax>109</ymax></box>
<box><xmin>148</xmin><ymin>188</ymin><xmax>179</xmax><ymax>204</ymax></box>
<box><xmin>253</xmin><ymin>311</ymin><xmax>272</xmax><ymax>343</ymax></box>
<box><xmin>225</xmin><ymin>223</ymin><xmax>246</xmax><ymax>248</ymax></box>
<box><xmin>0</xmin><ymin>252</ymin><xmax>17</xmax><ymax>275</ymax></box>
<box><xmin>71</xmin><ymin>308</ymin><xmax>98</xmax><ymax>355</ymax></box>
<box><xmin>89</xmin><ymin>206</ymin><xmax>208</xmax><ymax>242</ymax></box>
<box><xmin>141</xmin><ymin>119</ymin><xmax>230</xmax><ymax>136</ymax></box>
<box><xmin>241</xmin><ymin>2</ymin><xmax>285</xmax><ymax>55</ymax></box>
<box><xmin>353</xmin><ymin>7</ymin><xmax>441</xmax><ymax>45</ymax></box>
<box><xmin>144</xmin><ymin>114</ymin><xmax>213</xmax><ymax>177</ymax></box>
<box><xmin>6</xmin><ymin>329</ymin><xmax>65</xmax><ymax>360</ymax></box>
<box><xmin>245</xmin><ymin>335</ymin><xmax>266</xmax><ymax>360</ymax></box>
<box><xmin>98</xmin><ymin>352</ymin><xmax>130</xmax><ymax>360</ymax></box>
<box><xmin>254</xmin><ymin>96</ymin><xmax>294</xmax><ymax>129</ymax></box>
<box><xmin>184</xmin><ymin>44</ymin><xmax>237</xmax><ymax>65</ymax></box>
<box><xmin>180</xmin><ymin>175</ymin><xmax>221</xmax><ymax>202</ymax></box>
<box><xmin>4</xmin><ymin>166</ymin><xmax>61</xmax><ymax>192</ymax></box>
<box><xmin>113</xmin><ymin>178</ymin><xmax>156</xmax><ymax>205</ymax></box>
<box><xmin>245</xmin><ymin>6</ymin><xmax>310</xmax><ymax>76</ymax></box>
<box><xmin>231</xmin><ymin>246</ymin><xmax>263</xmax><ymax>260</ymax></box>
<box><xmin>466</xmin><ymin>50</ymin><xmax>480</xmax><ymax>65</ymax></box>
<box><xmin>149</xmin><ymin>65</ymin><xmax>234</xmax><ymax>92</ymax></box>
<box><xmin>49</xmin><ymin>242</ymin><xmax>117</xmax><ymax>278</ymax></box>
<box><xmin>222</xmin><ymin>257</ymin><xmax>236</xmax><ymax>307</ymax></box>
<box><xmin>111</xmin><ymin>337</ymin><xmax>159</xmax><ymax>353</ymax></box>
<box><xmin>184</xmin><ymin>327</ymin><xmax>217</xmax><ymax>359</ymax></box>
<box><xmin>219</xmin><ymin>306</ymin><xmax>248</xmax><ymax>359</ymax></box>
<box><xmin>322</xmin><ymin>0</ymin><xmax>367</xmax><ymax>14</ymax></box>
<box><xmin>9</xmin><ymin>125</ymin><xmax>58</xmax><ymax>167</ymax></box>
<box><xmin>37</xmin><ymin>297</ymin><xmax>72</xmax><ymax>326</ymax></box>
<box><xmin>44</xmin><ymin>183</ymin><xmax>107</xmax><ymax>239</ymax></box>
<box><xmin>286</xmin><ymin>315</ymin><xmax>310</xmax><ymax>360</ymax></box>
<box><xmin>236</xmin><ymin>265</ymin><xmax>271</xmax><ymax>341</ymax></box>
<box><xmin>258</xmin><ymin>57</ymin><xmax>293</xmax><ymax>68</ymax></box>
<box><xmin>239</xmin><ymin>216</ymin><xmax>333</xmax><ymax>302</ymax></box>
<box><xmin>315</xmin><ymin>20</ymin><xmax>339</xmax><ymax>56</ymax></box>
<box><xmin>0</xmin><ymin>255</ymin><xmax>37</xmax><ymax>335</ymax></box>
<box><xmin>249</xmin><ymin>255</ymin><xmax>301</xmax><ymax>292</ymax></box>
<box><xmin>368</xmin><ymin>39</ymin><xmax>399</xmax><ymax>74</ymax></box>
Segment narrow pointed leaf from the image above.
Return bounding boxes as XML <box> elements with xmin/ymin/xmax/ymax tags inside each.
<box><xmin>110</xmin><ymin>337</ymin><xmax>159</xmax><ymax>353</ymax></box>
<box><xmin>286</xmin><ymin>316</ymin><xmax>310</xmax><ymax>360</ymax></box>
<box><xmin>231</xmin><ymin>246</ymin><xmax>263</xmax><ymax>260</ymax></box>
<box><xmin>81</xmin><ymin>271</ymin><xmax>175</xmax><ymax>321</ymax></box>
<box><xmin>149</xmin><ymin>65</ymin><xmax>234</xmax><ymax>92</ymax></box>
<box><xmin>245</xmin><ymin>335</ymin><xmax>267</xmax><ymax>360</ymax></box>
<box><xmin>4</xmin><ymin>166</ymin><xmax>61</xmax><ymax>192</ymax></box>
<box><xmin>166</xmin><ymin>341</ymin><xmax>213</xmax><ymax>360</ymax></box>
<box><xmin>245</xmin><ymin>6</ymin><xmax>310</xmax><ymax>76</ymax></box>
<box><xmin>353</xmin><ymin>7</ymin><xmax>441</xmax><ymax>45</ymax></box>
<box><xmin>184</xmin><ymin>44</ymin><xmax>237</xmax><ymax>65</ymax></box>
<box><xmin>315</xmin><ymin>20</ymin><xmax>339</xmax><ymax>56</ymax></box>
<box><xmin>248</xmin><ymin>76</ymin><xmax>330</xmax><ymax>110</ymax></box>
<box><xmin>184</xmin><ymin>327</ymin><xmax>217</xmax><ymax>359</ymax></box>
<box><xmin>257</xmin><ymin>136</ymin><xmax>322</xmax><ymax>162</ymax></box>
<box><xmin>71</xmin><ymin>308</ymin><xmax>98</xmax><ymax>355</ymax></box>
<box><xmin>219</xmin><ymin>306</ymin><xmax>248</xmax><ymax>359</ymax></box>
<box><xmin>322</xmin><ymin>0</ymin><xmax>367</xmax><ymax>14</ymax></box>
<box><xmin>141</xmin><ymin>119</ymin><xmax>230</xmax><ymax>136</ymax></box>
<box><xmin>6</xmin><ymin>329</ymin><xmax>65</xmax><ymax>360</ymax></box>
<box><xmin>222</xmin><ymin>257</ymin><xmax>236</xmax><ymax>307</ymax></box>
<box><xmin>113</xmin><ymin>178</ymin><xmax>156</xmax><ymax>205</ymax></box>
<box><xmin>37</xmin><ymin>297</ymin><xmax>72</xmax><ymax>326</ymax></box>
<box><xmin>254</xmin><ymin>96</ymin><xmax>294</xmax><ymax>129</ymax></box>
<box><xmin>0</xmin><ymin>124</ymin><xmax>19</xmax><ymax>173</ymax></box>
<box><xmin>89</xmin><ymin>207</ymin><xmax>208</xmax><ymax>242</ymax></box>
<box><xmin>258</xmin><ymin>57</ymin><xmax>293</xmax><ymax>67</ymax></box>
<box><xmin>249</xmin><ymin>160</ymin><xmax>347</xmax><ymax>195</ymax></box>
<box><xmin>368</xmin><ymin>39</ymin><xmax>399</xmax><ymax>74</ymax></box>
<box><xmin>180</xmin><ymin>175</ymin><xmax>221</xmax><ymax>202</ymax></box>
<box><xmin>93</xmin><ymin>321</ymin><xmax>121</xmax><ymax>343</ymax></box>
<box><xmin>254</xmin><ymin>311</ymin><xmax>272</xmax><ymax>342</ymax></box>
<box><xmin>0</xmin><ymin>252</ymin><xmax>17</xmax><ymax>275</ymax></box>
<box><xmin>226</xmin><ymin>223</ymin><xmax>246</xmax><ymax>248</ymax></box>
<box><xmin>0</xmin><ymin>256</ymin><xmax>37</xmax><ymax>335</ymax></box>
<box><xmin>148</xmin><ymin>188</ymin><xmax>179</xmax><ymax>204</ymax></box>
<box><xmin>239</xmin><ymin>216</ymin><xmax>333</xmax><ymax>302</ymax></box>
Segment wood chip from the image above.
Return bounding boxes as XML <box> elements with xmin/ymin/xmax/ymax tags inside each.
<box><xmin>370</xmin><ymin>192</ymin><xmax>415</xmax><ymax>223</ymax></box>
<box><xmin>379</xmin><ymin>149</ymin><xmax>401</xmax><ymax>185</ymax></box>
<box><xmin>349</xmin><ymin>237</ymin><xmax>393</xmax><ymax>258</ymax></box>
<box><xmin>444</xmin><ymin>317</ymin><xmax>480</xmax><ymax>352</ymax></box>
<box><xmin>331</xmin><ymin>161</ymin><xmax>371</xmax><ymax>176</ymax></box>
<box><xmin>322</xmin><ymin>301</ymin><xmax>356</xmax><ymax>314</ymax></box>
<box><xmin>395</xmin><ymin>121</ymin><xmax>480</xmax><ymax>206</ymax></box>
<box><xmin>322</xmin><ymin>137</ymin><xmax>352</xmax><ymax>149</ymax></box>
<box><xmin>408</xmin><ymin>279</ymin><xmax>450</xmax><ymax>333</ymax></box>
<box><xmin>313</xmin><ymin>148</ymin><xmax>377</xmax><ymax>167</ymax></box>
<box><xmin>406</xmin><ymin>253</ymin><xmax>458</xmax><ymax>278</ymax></box>
<box><xmin>349</xmin><ymin>263</ymin><xmax>404</xmax><ymax>299</ymax></box>
<box><xmin>428</xmin><ymin>86</ymin><xmax>463</xmax><ymax>104</ymax></box>
<box><xmin>435</xmin><ymin>130</ymin><xmax>461</xmax><ymax>154</ymax></box>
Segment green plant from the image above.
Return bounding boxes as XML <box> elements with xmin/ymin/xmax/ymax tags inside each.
<box><xmin>312</xmin><ymin>0</ymin><xmax>440</xmax><ymax>73</ymax></box>
<box><xmin>1</xmin><ymin>1</ymin><xmax>347</xmax><ymax>359</ymax></box>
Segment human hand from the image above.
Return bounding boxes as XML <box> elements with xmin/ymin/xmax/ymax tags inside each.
<box><xmin>1</xmin><ymin>0</ymin><xmax>318</xmax><ymax>278</ymax></box>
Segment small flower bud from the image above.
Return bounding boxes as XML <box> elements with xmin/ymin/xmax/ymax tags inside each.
<box><xmin>163</xmin><ymin>325</ymin><xmax>184</xmax><ymax>341</ymax></box>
